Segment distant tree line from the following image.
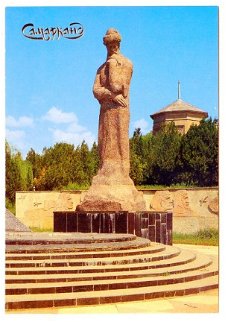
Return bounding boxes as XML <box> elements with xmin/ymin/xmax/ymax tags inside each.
<box><xmin>5</xmin><ymin>118</ymin><xmax>218</xmax><ymax>204</ymax></box>
<box><xmin>130</xmin><ymin>118</ymin><xmax>218</xmax><ymax>187</ymax></box>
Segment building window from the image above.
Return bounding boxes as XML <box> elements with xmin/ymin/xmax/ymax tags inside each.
<box><xmin>176</xmin><ymin>125</ymin><xmax>185</xmax><ymax>134</ymax></box>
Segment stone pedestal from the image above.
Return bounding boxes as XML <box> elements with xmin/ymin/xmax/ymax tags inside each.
<box><xmin>76</xmin><ymin>182</ymin><xmax>146</xmax><ymax>212</ymax></box>
<box><xmin>53</xmin><ymin>211</ymin><xmax>173</xmax><ymax>245</ymax></box>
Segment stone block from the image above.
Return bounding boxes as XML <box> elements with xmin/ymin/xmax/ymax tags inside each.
<box><xmin>149</xmin><ymin>226</ymin><xmax>155</xmax><ymax>241</ymax></box>
<box><xmin>78</xmin><ymin>213</ymin><xmax>91</xmax><ymax>232</ymax></box>
<box><xmin>66</xmin><ymin>213</ymin><xmax>77</xmax><ymax>232</ymax></box>
<box><xmin>155</xmin><ymin>220</ymin><xmax>161</xmax><ymax>243</ymax></box>
<box><xmin>91</xmin><ymin>213</ymin><xmax>101</xmax><ymax>233</ymax></box>
<box><xmin>127</xmin><ymin>213</ymin><xmax>135</xmax><ymax>234</ymax></box>
<box><xmin>115</xmin><ymin>212</ymin><xmax>128</xmax><ymax>233</ymax></box>
<box><xmin>54</xmin><ymin>212</ymin><xmax>66</xmax><ymax>232</ymax></box>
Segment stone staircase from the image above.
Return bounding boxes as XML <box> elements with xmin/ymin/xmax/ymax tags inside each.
<box><xmin>5</xmin><ymin>232</ymin><xmax>218</xmax><ymax>310</ymax></box>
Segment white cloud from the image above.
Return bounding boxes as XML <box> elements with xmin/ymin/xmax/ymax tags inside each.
<box><xmin>6</xmin><ymin>115</ymin><xmax>34</xmax><ymax>128</ymax></box>
<box><xmin>133</xmin><ymin>118</ymin><xmax>149</xmax><ymax>134</ymax></box>
<box><xmin>51</xmin><ymin>127</ymin><xmax>96</xmax><ymax>148</ymax></box>
<box><xmin>5</xmin><ymin>108</ymin><xmax>96</xmax><ymax>157</ymax></box>
<box><xmin>6</xmin><ymin>129</ymin><xmax>25</xmax><ymax>140</ymax></box>
<box><xmin>67</xmin><ymin>122</ymin><xmax>86</xmax><ymax>133</ymax></box>
<box><xmin>43</xmin><ymin>107</ymin><xmax>77</xmax><ymax>124</ymax></box>
<box><xmin>5</xmin><ymin>129</ymin><xmax>26</xmax><ymax>153</ymax></box>
<box><xmin>5</xmin><ymin>116</ymin><xmax>34</xmax><ymax>156</ymax></box>
<box><xmin>44</xmin><ymin>107</ymin><xmax>96</xmax><ymax>147</ymax></box>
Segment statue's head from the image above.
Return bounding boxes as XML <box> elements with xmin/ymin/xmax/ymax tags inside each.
<box><xmin>103</xmin><ymin>28</ymin><xmax>121</xmax><ymax>56</ymax></box>
<box><xmin>103</xmin><ymin>28</ymin><xmax>121</xmax><ymax>45</ymax></box>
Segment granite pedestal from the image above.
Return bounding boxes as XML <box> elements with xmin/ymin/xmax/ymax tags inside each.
<box><xmin>53</xmin><ymin>211</ymin><xmax>173</xmax><ymax>245</ymax></box>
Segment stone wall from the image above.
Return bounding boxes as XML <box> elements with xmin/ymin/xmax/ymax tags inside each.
<box><xmin>144</xmin><ymin>188</ymin><xmax>218</xmax><ymax>233</ymax></box>
<box><xmin>15</xmin><ymin>191</ymin><xmax>84</xmax><ymax>231</ymax></box>
<box><xmin>16</xmin><ymin>187</ymin><xmax>218</xmax><ymax>233</ymax></box>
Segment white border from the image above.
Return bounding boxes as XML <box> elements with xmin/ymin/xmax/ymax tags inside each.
<box><xmin>1</xmin><ymin>1</ymin><xmax>227</xmax><ymax>321</ymax></box>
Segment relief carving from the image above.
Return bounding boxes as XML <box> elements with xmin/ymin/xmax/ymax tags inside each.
<box><xmin>33</xmin><ymin>202</ymin><xmax>42</xmax><ymax>207</ymax></box>
<box><xmin>150</xmin><ymin>191</ymin><xmax>173</xmax><ymax>211</ymax></box>
<box><xmin>208</xmin><ymin>196</ymin><xmax>219</xmax><ymax>215</ymax></box>
<box><xmin>199</xmin><ymin>196</ymin><xmax>208</xmax><ymax>206</ymax></box>
<box><xmin>173</xmin><ymin>190</ymin><xmax>191</xmax><ymax>216</ymax></box>
<box><xmin>44</xmin><ymin>194</ymin><xmax>73</xmax><ymax>211</ymax></box>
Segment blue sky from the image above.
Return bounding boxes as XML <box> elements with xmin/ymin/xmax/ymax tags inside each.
<box><xmin>5</xmin><ymin>6</ymin><xmax>218</xmax><ymax>157</ymax></box>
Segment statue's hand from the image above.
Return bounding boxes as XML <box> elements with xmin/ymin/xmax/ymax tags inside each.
<box><xmin>112</xmin><ymin>94</ymin><xmax>127</xmax><ymax>107</ymax></box>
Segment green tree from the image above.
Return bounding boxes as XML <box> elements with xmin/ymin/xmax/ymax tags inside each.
<box><xmin>5</xmin><ymin>142</ymin><xmax>33</xmax><ymax>202</ymax></box>
<box><xmin>90</xmin><ymin>142</ymin><xmax>99</xmax><ymax>175</ymax></box>
<box><xmin>14</xmin><ymin>152</ymin><xmax>33</xmax><ymax>191</ymax></box>
<box><xmin>5</xmin><ymin>142</ymin><xmax>21</xmax><ymax>202</ymax></box>
<box><xmin>147</xmin><ymin>122</ymin><xmax>182</xmax><ymax>185</ymax></box>
<box><xmin>180</xmin><ymin>118</ymin><xmax>218</xmax><ymax>186</ymax></box>
<box><xmin>130</xmin><ymin>152</ymin><xmax>145</xmax><ymax>184</ymax></box>
<box><xmin>79</xmin><ymin>141</ymin><xmax>93</xmax><ymax>184</ymax></box>
<box><xmin>139</xmin><ymin>132</ymin><xmax>156</xmax><ymax>184</ymax></box>
<box><xmin>130</xmin><ymin>129</ymin><xmax>146</xmax><ymax>184</ymax></box>
<box><xmin>33</xmin><ymin>141</ymin><xmax>99</xmax><ymax>190</ymax></box>
<box><xmin>70</xmin><ymin>146</ymin><xmax>86</xmax><ymax>186</ymax></box>
<box><xmin>41</xmin><ymin>143</ymin><xmax>76</xmax><ymax>190</ymax></box>
<box><xmin>26</xmin><ymin>148</ymin><xmax>43</xmax><ymax>180</ymax></box>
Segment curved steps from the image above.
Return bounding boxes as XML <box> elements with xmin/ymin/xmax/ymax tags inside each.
<box><xmin>5</xmin><ymin>243</ymin><xmax>166</xmax><ymax>259</ymax></box>
<box><xmin>6</xmin><ymin>234</ymin><xmax>150</xmax><ymax>253</ymax></box>
<box><xmin>5</xmin><ymin>248</ymin><xmax>195</xmax><ymax>276</ymax></box>
<box><xmin>5</xmin><ymin>232</ymin><xmax>218</xmax><ymax>310</ymax></box>
<box><xmin>6</xmin><ymin>246</ymin><xmax>181</xmax><ymax>268</ymax></box>
<box><xmin>5</xmin><ymin>252</ymin><xmax>212</xmax><ymax>284</ymax></box>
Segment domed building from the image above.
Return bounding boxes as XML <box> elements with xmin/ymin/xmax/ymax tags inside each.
<box><xmin>150</xmin><ymin>82</ymin><xmax>208</xmax><ymax>134</ymax></box>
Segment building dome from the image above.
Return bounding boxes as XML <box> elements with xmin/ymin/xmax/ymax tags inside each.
<box><xmin>150</xmin><ymin>82</ymin><xmax>208</xmax><ymax>134</ymax></box>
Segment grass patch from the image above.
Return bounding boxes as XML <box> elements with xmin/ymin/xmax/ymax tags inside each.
<box><xmin>173</xmin><ymin>228</ymin><xmax>219</xmax><ymax>246</ymax></box>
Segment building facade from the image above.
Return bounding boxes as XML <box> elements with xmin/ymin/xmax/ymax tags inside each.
<box><xmin>150</xmin><ymin>82</ymin><xmax>208</xmax><ymax>134</ymax></box>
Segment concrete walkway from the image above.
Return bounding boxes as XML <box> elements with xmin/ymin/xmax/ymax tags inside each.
<box><xmin>6</xmin><ymin>244</ymin><xmax>219</xmax><ymax>314</ymax></box>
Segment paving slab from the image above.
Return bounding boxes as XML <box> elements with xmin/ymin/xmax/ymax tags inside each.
<box><xmin>174</xmin><ymin>244</ymin><xmax>219</xmax><ymax>256</ymax></box>
<box><xmin>6</xmin><ymin>289</ymin><xmax>218</xmax><ymax>314</ymax></box>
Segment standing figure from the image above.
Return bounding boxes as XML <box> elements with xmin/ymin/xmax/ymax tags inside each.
<box><xmin>93</xmin><ymin>28</ymin><xmax>133</xmax><ymax>183</ymax></box>
<box><xmin>77</xmin><ymin>28</ymin><xmax>146</xmax><ymax>212</ymax></box>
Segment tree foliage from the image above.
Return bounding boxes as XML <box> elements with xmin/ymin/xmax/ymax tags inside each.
<box><xmin>6</xmin><ymin>142</ymin><xmax>33</xmax><ymax>202</ymax></box>
<box><xmin>148</xmin><ymin>123</ymin><xmax>182</xmax><ymax>185</ymax></box>
<box><xmin>180</xmin><ymin>118</ymin><xmax>218</xmax><ymax>186</ymax></box>
<box><xmin>28</xmin><ymin>142</ymin><xmax>99</xmax><ymax>191</ymax></box>
<box><xmin>130</xmin><ymin>128</ymin><xmax>146</xmax><ymax>185</ymax></box>
<box><xmin>129</xmin><ymin>120</ymin><xmax>218</xmax><ymax>187</ymax></box>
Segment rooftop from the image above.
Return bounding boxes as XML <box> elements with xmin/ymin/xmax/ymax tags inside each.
<box><xmin>151</xmin><ymin>98</ymin><xmax>208</xmax><ymax>119</ymax></box>
<box><xmin>151</xmin><ymin>81</ymin><xmax>208</xmax><ymax>119</ymax></box>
